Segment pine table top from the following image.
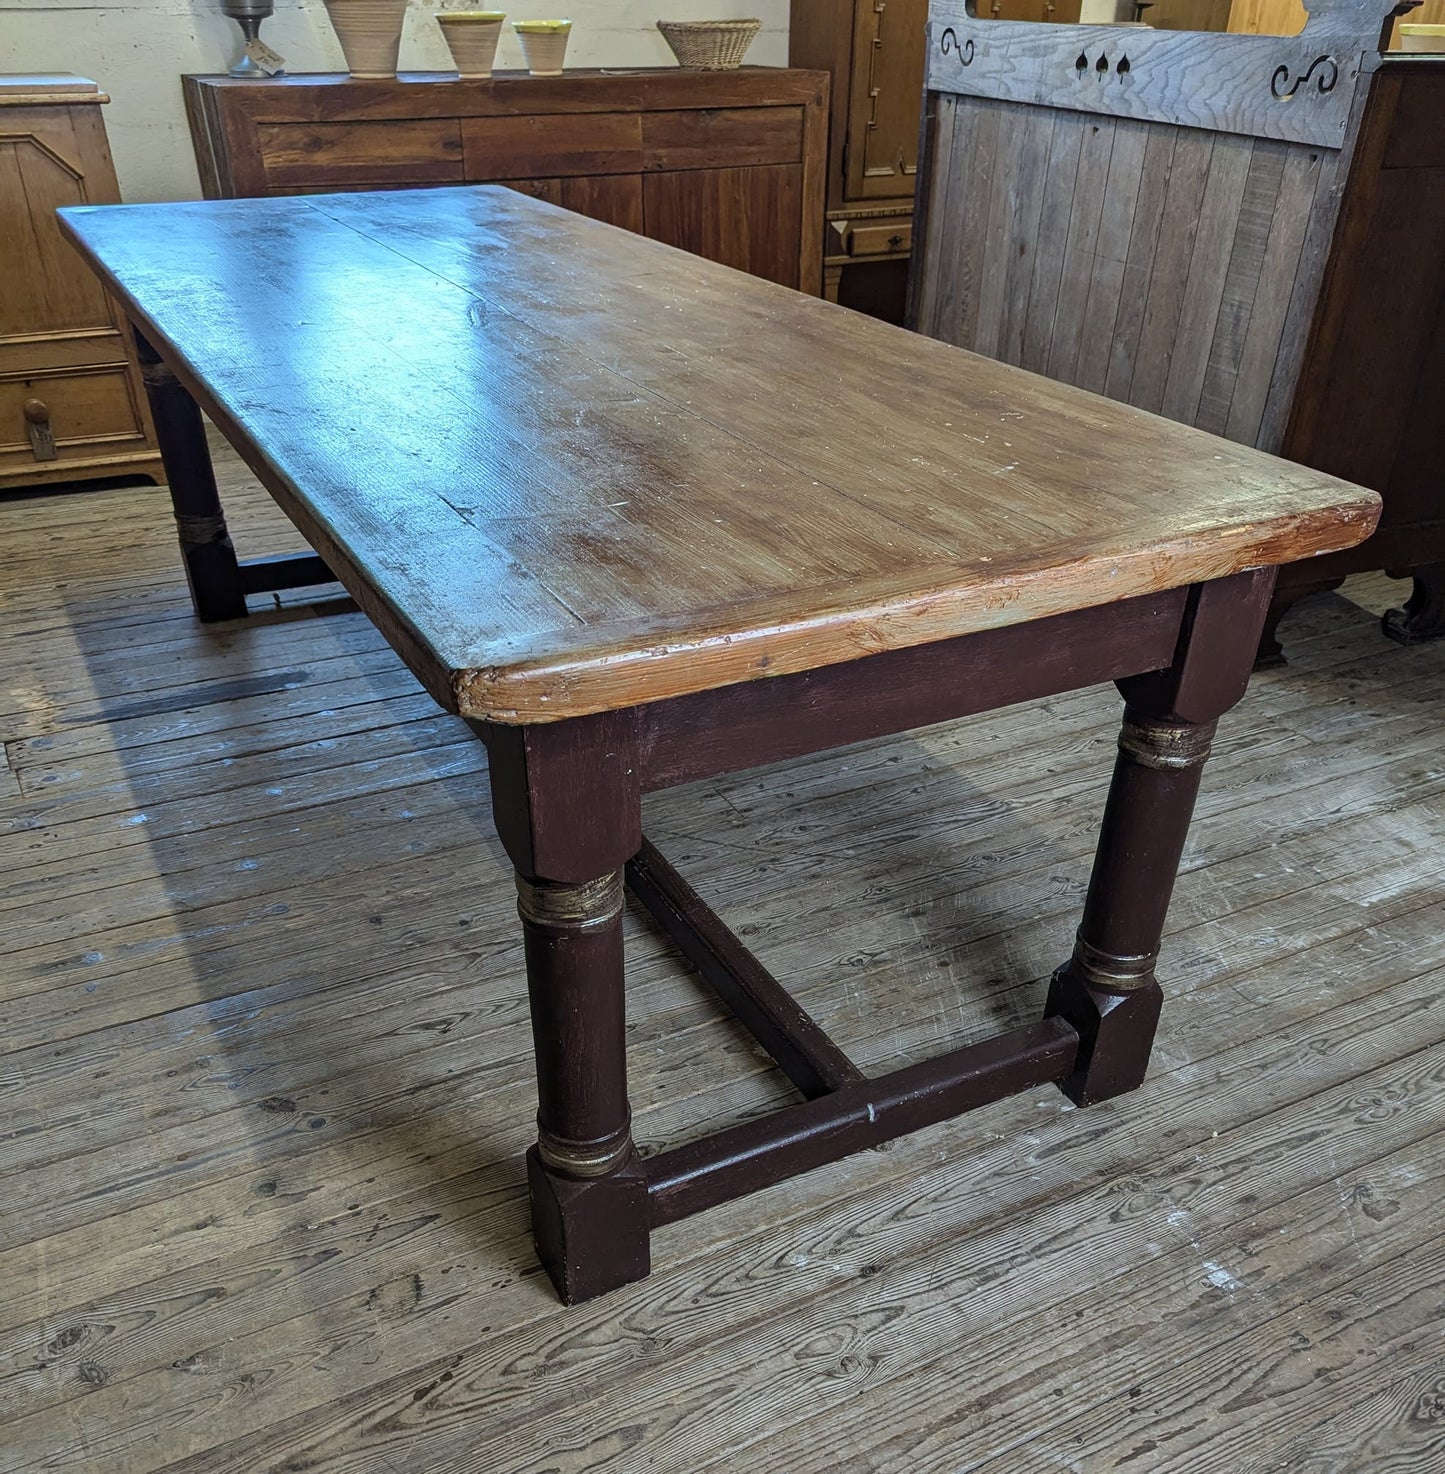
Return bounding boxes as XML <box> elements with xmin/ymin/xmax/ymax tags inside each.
<box><xmin>61</xmin><ymin>185</ymin><xmax>1379</xmax><ymax>721</ymax></box>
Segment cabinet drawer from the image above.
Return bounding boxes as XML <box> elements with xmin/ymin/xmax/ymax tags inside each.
<box><xmin>1</xmin><ymin>367</ymin><xmax>145</xmax><ymax>466</ymax></box>
<box><xmin>640</xmin><ymin>108</ymin><xmax>803</xmax><ymax>171</ymax></box>
<box><xmin>845</xmin><ymin>221</ymin><xmax>913</xmax><ymax>257</ymax></box>
<box><xmin>463</xmin><ymin>114</ymin><xmax>644</xmax><ymax>180</ymax></box>
<box><xmin>256</xmin><ymin>120</ymin><xmax>464</xmax><ymax>188</ymax></box>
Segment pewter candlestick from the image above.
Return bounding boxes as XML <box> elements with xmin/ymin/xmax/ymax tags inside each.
<box><xmin>223</xmin><ymin>0</ymin><xmax>283</xmax><ymax>77</ymax></box>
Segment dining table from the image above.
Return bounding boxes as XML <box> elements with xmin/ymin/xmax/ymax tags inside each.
<box><xmin>59</xmin><ymin>184</ymin><xmax>1379</xmax><ymax>1301</ymax></box>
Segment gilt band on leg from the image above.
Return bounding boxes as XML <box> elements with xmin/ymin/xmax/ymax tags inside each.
<box><xmin>516</xmin><ymin>871</ymin><xmax>636</xmax><ymax>1180</ymax></box>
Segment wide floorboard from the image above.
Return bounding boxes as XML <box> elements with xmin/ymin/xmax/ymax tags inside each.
<box><xmin>2</xmin><ymin>450</ymin><xmax>1443</xmax><ymax>1473</ymax></box>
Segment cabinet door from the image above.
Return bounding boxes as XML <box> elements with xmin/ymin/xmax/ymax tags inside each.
<box><xmin>496</xmin><ymin>175</ymin><xmax>645</xmax><ymax>234</ymax></box>
<box><xmin>643</xmin><ymin>165</ymin><xmax>803</xmax><ymax>289</ymax></box>
<box><xmin>845</xmin><ymin>0</ymin><xmax>929</xmax><ymax>205</ymax></box>
<box><xmin>0</xmin><ymin>109</ymin><xmax>116</xmax><ymax>341</ymax></box>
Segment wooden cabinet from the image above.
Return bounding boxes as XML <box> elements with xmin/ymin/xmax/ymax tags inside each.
<box><xmin>0</xmin><ymin>75</ymin><xmax>161</xmax><ymax>490</ymax></box>
<box><xmin>791</xmin><ymin>0</ymin><xmax>928</xmax><ymax>304</ymax></box>
<box><xmin>183</xmin><ymin>70</ymin><xmax>828</xmax><ymax>295</ymax></box>
<box><xmin>1269</xmin><ymin>60</ymin><xmax>1445</xmax><ymax>650</ymax></box>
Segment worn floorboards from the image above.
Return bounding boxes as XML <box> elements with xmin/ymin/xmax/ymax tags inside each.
<box><xmin>2</xmin><ymin>450</ymin><xmax>1443</xmax><ymax>1472</ymax></box>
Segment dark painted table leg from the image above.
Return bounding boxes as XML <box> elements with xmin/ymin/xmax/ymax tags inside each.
<box><xmin>478</xmin><ymin>713</ymin><xmax>649</xmax><ymax>1304</ymax></box>
<box><xmin>519</xmin><ymin>868</ymin><xmax>649</xmax><ymax>1303</ymax></box>
<box><xmin>1048</xmin><ymin>568</ymin><xmax>1276</xmax><ymax>1106</ymax></box>
<box><xmin>134</xmin><ymin>329</ymin><xmax>247</xmax><ymax>622</ymax></box>
<box><xmin>1045</xmin><ymin>709</ymin><xmax>1213</xmax><ymax>1104</ymax></box>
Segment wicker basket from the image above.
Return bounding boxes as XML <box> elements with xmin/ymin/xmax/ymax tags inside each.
<box><xmin>656</xmin><ymin>17</ymin><xmax>761</xmax><ymax>70</ymax></box>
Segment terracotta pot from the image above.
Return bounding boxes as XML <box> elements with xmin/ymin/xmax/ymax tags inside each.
<box><xmin>513</xmin><ymin>19</ymin><xmax>571</xmax><ymax>76</ymax></box>
<box><xmin>437</xmin><ymin>11</ymin><xmax>506</xmax><ymax>78</ymax></box>
<box><xmin>323</xmin><ymin>0</ymin><xmax>409</xmax><ymax>79</ymax></box>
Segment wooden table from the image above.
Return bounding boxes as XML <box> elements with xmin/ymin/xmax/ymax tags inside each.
<box><xmin>59</xmin><ymin>186</ymin><xmax>1378</xmax><ymax>1304</ymax></box>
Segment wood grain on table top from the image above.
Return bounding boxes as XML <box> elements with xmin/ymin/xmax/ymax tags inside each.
<box><xmin>59</xmin><ymin>185</ymin><xmax>1379</xmax><ymax>722</ymax></box>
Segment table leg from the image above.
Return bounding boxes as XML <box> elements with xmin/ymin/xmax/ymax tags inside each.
<box><xmin>519</xmin><ymin>869</ymin><xmax>649</xmax><ymax>1303</ymax></box>
<box><xmin>1045</xmin><ymin>708</ymin><xmax>1213</xmax><ymax>1105</ymax></box>
<box><xmin>478</xmin><ymin>714</ymin><xmax>648</xmax><ymax>1303</ymax></box>
<box><xmin>1047</xmin><ymin>568</ymin><xmax>1275</xmax><ymax>1106</ymax></box>
<box><xmin>134</xmin><ymin>330</ymin><xmax>247</xmax><ymax>623</ymax></box>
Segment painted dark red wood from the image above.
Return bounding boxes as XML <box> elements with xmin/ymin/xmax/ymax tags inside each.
<box><xmin>626</xmin><ymin>838</ymin><xmax>863</xmax><ymax>1100</ymax></box>
<box><xmin>645</xmin><ymin>1018</ymin><xmax>1080</xmax><ymax>1227</ymax></box>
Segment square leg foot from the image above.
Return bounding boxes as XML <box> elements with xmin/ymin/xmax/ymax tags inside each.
<box><xmin>527</xmin><ymin>1146</ymin><xmax>651</xmax><ymax>1304</ymax></box>
<box><xmin>1045</xmin><ymin>968</ymin><xmax>1163</xmax><ymax>1108</ymax></box>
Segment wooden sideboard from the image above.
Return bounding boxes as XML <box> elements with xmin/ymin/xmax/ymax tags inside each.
<box><xmin>183</xmin><ymin>69</ymin><xmax>828</xmax><ymax>295</ymax></box>
<box><xmin>910</xmin><ymin>1</ymin><xmax>1445</xmax><ymax>658</ymax></box>
<box><xmin>1</xmin><ymin>75</ymin><xmax>161</xmax><ymax>490</ymax></box>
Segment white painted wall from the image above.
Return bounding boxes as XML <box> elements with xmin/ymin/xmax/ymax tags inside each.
<box><xmin>0</xmin><ymin>0</ymin><xmax>789</xmax><ymax>202</ymax></box>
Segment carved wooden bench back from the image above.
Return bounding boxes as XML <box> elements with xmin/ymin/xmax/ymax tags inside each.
<box><xmin>909</xmin><ymin>0</ymin><xmax>1401</xmax><ymax>452</ymax></box>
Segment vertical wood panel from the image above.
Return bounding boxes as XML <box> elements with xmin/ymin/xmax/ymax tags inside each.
<box><xmin>1019</xmin><ymin>111</ymin><xmax>1088</xmax><ymax>374</ymax></box>
<box><xmin>1260</xmin><ymin>73</ymin><xmax>1380</xmax><ymax>452</ymax></box>
<box><xmin>1194</xmin><ymin>139</ymin><xmax>1289</xmax><ymax>436</ymax></box>
<box><xmin>1071</xmin><ymin>119</ymin><xmax>1150</xmax><ymax>394</ymax></box>
<box><xmin>994</xmin><ymin>108</ymin><xmax>1057</xmax><ymax>368</ymax></box>
<box><xmin>1159</xmin><ymin>131</ymin><xmax>1255</xmax><ymax>424</ymax></box>
<box><xmin>949</xmin><ymin>98</ymin><xmax>1003</xmax><ymax>349</ymax></box>
<box><xmin>971</xmin><ymin>104</ymin><xmax>1041</xmax><ymax>361</ymax></box>
<box><xmin>643</xmin><ymin>165</ymin><xmax>802</xmax><ymax>289</ymax></box>
<box><xmin>1045</xmin><ymin>118</ymin><xmax>1119</xmax><ymax>385</ymax></box>
<box><xmin>560</xmin><ymin>174</ymin><xmax>645</xmax><ymax>234</ymax></box>
<box><xmin>929</xmin><ymin>95</ymin><xmax>981</xmax><ymax>343</ymax></box>
<box><xmin>1126</xmin><ymin>128</ymin><xmax>1215</xmax><ymax>414</ymax></box>
<box><xmin>1104</xmin><ymin>127</ymin><xmax>1179</xmax><ymax>403</ymax></box>
<box><xmin>1221</xmin><ymin>143</ymin><xmax>1320</xmax><ymax>446</ymax></box>
<box><xmin>910</xmin><ymin>95</ymin><xmax>956</xmax><ymax>336</ymax></box>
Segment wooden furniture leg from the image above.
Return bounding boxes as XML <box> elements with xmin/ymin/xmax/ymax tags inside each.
<box><xmin>134</xmin><ymin>330</ymin><xmax>248</xmax><ymax>623</ymax></box>
<box><xmin>1383</xmin><ymin>563</ymin><xmax>1445</xmax><ymax>645</ymax></box>
<box><xmin>518</xmin><ymin>869</ymin><xmax>650</xmax><ymax>1304</ymax></box>
<box><xmin>1048</xmin><ymin>569</ymin><xmax>1276</xmax><ymax>1105</ymax></box>
<box><xmin>478</xmin><ymin>714</ymin><xmax>650</xmax><ymax>1304</ymax></box>
<box><xmin>134</xmin><ymin>329</ymin><xmax>336</xmax><ymax>622</ymax></box>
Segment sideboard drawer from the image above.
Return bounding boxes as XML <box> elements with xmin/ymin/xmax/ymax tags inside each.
<box><xmin>256</xmin><ymin>119</ymin><xmax>464</xmax><ymax>189</ymax></box>
<box><xmin>640</xmin><ymin>107</ymin><xmax>803</xmax><ymax>171</ymax></box>
<box><xmin>463</xmin><ymin>113</ymin><xmax>644</xmax><ymax>180</ymax></box>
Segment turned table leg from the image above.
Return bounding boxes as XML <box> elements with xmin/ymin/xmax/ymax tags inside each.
<box><xmin>1048</xmin><ymin>568</ymin><xmax>1276</xmax><ymax>1106</ymax></box>
<box><xmin>518</xmin><ymin>869</ymin><xmax>649</xmax><ymax>1303</ymax></box>
<box><xmin>1046</xmin><ymin>709</ymin><xmax>1214</xmax><ymax>1105</ymax></box>
<box><xmin>134</xmin><ymin>329</ymin><xmax>247</xmax><ymax>623</ymax></box>
<box><xmin>477</xmin><ymin>712</ymin><xmax>649</xmax><ymax>1304</ymax></box>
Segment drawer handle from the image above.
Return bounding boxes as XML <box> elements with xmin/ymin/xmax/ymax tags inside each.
<box><xmin>24</xmin><ymin>397</ymin><xmax>57</xmax><ymax>462</ymax></box>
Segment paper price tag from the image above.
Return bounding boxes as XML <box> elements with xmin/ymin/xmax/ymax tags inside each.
<box><xmin>244</xmin><ymin>39</ymin><xmax>287</xmax><ymax>75</ymax></box>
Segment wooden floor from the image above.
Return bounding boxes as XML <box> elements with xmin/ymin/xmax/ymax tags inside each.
<box><xmin>3</xmin><ymin>448</ymin><xmax>1444</xmax><ymax>1473</ymax></box>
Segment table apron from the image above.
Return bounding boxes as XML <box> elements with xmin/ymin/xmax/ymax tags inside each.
<box><xmin>635</xmin><ymin>586</ymin><xmax>1191</xmax><ymax>792</ymax></box>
